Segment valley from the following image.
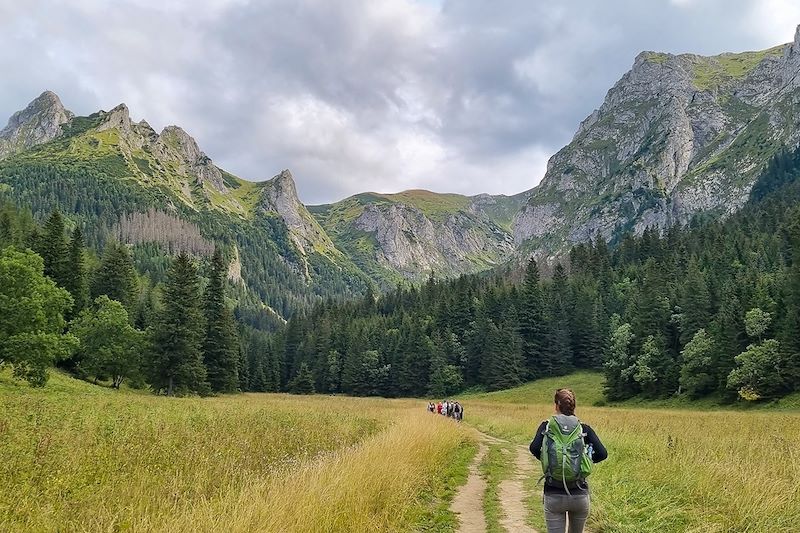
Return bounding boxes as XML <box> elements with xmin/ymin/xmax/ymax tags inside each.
<box><xmin>2</xmin><ymin>370</ymin><xmax>797</xmax><ymax>532</ymax></box>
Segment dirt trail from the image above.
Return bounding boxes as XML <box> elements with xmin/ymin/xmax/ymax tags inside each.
<box><xmin>497</xmin><ymin>445</ymin><xmax>537</xmax><ymax>533</ymax></box>
<box><xmin>451</xmin><ymin>441</ymin><xmax>488</xmax><ymax>533</ymax></box>
<box><xmin>451</xmin><ymin>431</ymin><xmax>539</xmax><ymax>533</ymax></box>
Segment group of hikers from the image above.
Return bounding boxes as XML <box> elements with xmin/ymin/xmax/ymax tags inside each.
<box><xmin>426</xmin><ymin>399</ymin><xmax>463</xmax><ymax>421</ymax></box>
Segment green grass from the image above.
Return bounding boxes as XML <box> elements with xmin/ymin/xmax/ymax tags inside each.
<box><xmin>465</xmin><ymin>371</ymin><xmax>606</xmax><ymax>407</ymax></box>
<box><xmin>479</xmin><ymin>444</ymin><xmax>513</xmax><ymax>533</ymax></box>
<box><xmin>464</xmin><ymin>371</ymin><xmax>800</xmax><ymax>532</ymax></box>
<box><xmin>411</xmin><ymin>438</ymin><xmax>477</xmax><ymax>532</ymax></box>
<box><xmin>692</xmin><ymin>46</ymin><xmax>784</xmax><ymax>91</ymax></box>
<box><xmin>0</xmin><ymin>371</ymin><xmax>474</xmax><ymax>532</ymax></box>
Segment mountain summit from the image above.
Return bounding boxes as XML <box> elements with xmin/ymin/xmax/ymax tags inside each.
<box><xmin>2</xmin><ymin>27</ymin><xmax>800</xmax><ymax>316</ymax></box>
<box><xmin>513</xmin><ymin>25</ymin><xmax>800</xmax><ymax>253</ymax></box>
<box><xmin>0</xmin><ymin>90</ymin><xmax>73</xmax><ymax>158</ymax></box>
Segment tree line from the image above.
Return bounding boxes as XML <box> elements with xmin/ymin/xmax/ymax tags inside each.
<box><xmin>2</xmin><ymin>145</ymin><xmax>800</xmax><ymax>401</ymax></box>
<box><xmin>272</xmin><ymin>148</ymin><xmax>800</xmax><ymax>402</ymax></box>
<box><xmin>0</xmin><ymin>203</ymin><xmax>239</xmax><ymax>394</ymax></box>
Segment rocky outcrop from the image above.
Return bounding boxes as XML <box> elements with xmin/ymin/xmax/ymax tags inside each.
<box><xmin>513</xmin><ymin>26</ymin><xmax>800</xmax><ymax>254</ymax></box>
<box><xmin>157</xmin><ymin>125</ymin><xmax>227</xmax><ymax>193</ymax></box>
<box><xmin>349</xmin><ymin>200</ymin><xmax>514</xmax><ymax>278</ymax></box>
<box><xmin>259</xmin><ymin>170</ymin><xmax>338</xmax><ymax>256</ymax></box>
<box><xmin>0</xmin><ymin>91</ymin><xmax>73</xmax><ymax>158</ymax></box>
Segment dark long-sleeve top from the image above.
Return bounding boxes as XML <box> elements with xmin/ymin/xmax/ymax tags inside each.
<box><xmin>529</xmin><ymin>419</ymin><xmax>608</xmax><ymax>495</ymax></box>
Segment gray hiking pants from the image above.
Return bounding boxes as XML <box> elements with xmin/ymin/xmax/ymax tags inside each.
<box><xmin>543</xmin><ymin>493</ymin><xmax>590</xmax><ymax>533</ymax></box>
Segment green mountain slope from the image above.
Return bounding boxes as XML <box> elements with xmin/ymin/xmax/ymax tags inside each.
<box><xmin>310</xmin><ymin>189</ymin><xmax>522</xmax><ymax>286</ymax></box>
<box><xmin>514</xmin><ymin>28</ymin><xmax>800</xmax><ymax>255</ymax></box>
<box><xmin>0</xmin><ymin>94</ymin><xmax>370</xmax><ymax>320</ymax></box>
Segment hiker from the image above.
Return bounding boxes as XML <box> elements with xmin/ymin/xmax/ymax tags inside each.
<box><xmin>529</xmin><ymin>388</ymin><xmax>607</xmax><ymax>533</ymax></box>
<box><xmin>442</xmin><ymin>400</ymin><xmax>449</xmax><ymax>415</ymax></box>
<box><xmin>437</xmin><ymin>401</ymin><xmax>443</xmax><ymax>414</ymax></box>
<box><xmin>453</xmin><ymin>401</ymin><xmax>462</xmax><ymax>421</ymax></box>
<box><xmin>447</xmin><ymin>401</ymin><xmax>455</xmax><ymax>418</ymax></box>
<box><xmin>427</xmin><ymin>401</ymin><xmax>435</xmax><ymax>413</ymax></box>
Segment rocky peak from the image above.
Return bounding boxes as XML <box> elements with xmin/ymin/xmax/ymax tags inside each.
<box><xmin>157</xmin><ymin>125</ymin><xmax>226</xmax><ymax>192</ymax></box>
<box><xmin>260</xmin><ymin>169</ymin><xmax>335</xmax><ymax>257</ymax></box>
<box><xmin>514</xmin><ymin>31</ymin><xmax>800</xmax><ymax>253</ymax></box>
<box><xmin>0</xmin><ymin>90</ymin><xmax>73</xmax><ymax>158</ymax></box>
<box><xmin>96</xmin><ymin>103</ymin><xmax>132</xmax><ymax>135</ymax></box>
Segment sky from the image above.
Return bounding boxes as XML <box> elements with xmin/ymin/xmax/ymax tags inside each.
<box><xmin>1</xmin><ymin>1</ymin><xmax>799</xmax><ymax>204</ymax></box>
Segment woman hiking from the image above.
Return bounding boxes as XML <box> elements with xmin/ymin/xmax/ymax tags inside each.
<box><xmin>529</xmin><ymin>388</ymin><xmax>607</xmax><ymax>533</ymax></box>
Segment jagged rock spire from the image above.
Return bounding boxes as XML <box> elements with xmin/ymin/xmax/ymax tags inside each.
<box><xmin>0</xmin><ymin>90</ymin><xmax>73</xmax><ymax>158</ymax></box>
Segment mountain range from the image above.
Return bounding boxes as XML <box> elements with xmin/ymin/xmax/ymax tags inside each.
<box><xmin>2</xmin><ymin>26</ymin><xmax>800</xmax><ymax>319</ymax></box>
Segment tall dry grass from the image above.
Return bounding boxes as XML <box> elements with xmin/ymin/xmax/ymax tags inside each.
<box><xmin>0</xmin><ymin>372</ymin><xmax>471</xmax><ymax>532</ymax></box>
<box><xmin>467</xmin><ymin>399</ymin><xmax>800</xmax><ymax>532</ymax></box>
<box><xmin>154</xmin><ymin>413</ymin><xmax>469</xmax><ymax>533</ymax></box>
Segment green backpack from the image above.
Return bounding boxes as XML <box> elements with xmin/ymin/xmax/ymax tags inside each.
<box><xmin>539</xmin><ymin>414</ymin><xmax>593</xmax><ymax>494</ymax></box>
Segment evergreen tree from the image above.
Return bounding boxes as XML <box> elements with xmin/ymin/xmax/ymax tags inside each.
<box><xmin>202</xmin><ymin>248</ymin><xmax>240</xmax><ymax>393</ymax></box>
<box><xmin>64</xmin><ymin>227</ymin><xmax>89</xmax><ymax>318</ymax></box>
<box><xmin>547</xmin><ymin>263</ymin><xmax>573</xmax><ymax>372</ymax></box>
<box><xmin>148</xmin><ymin>253</ymin><xmax>209</xmax><ymax>395</ymax></box>
<box><xmin>0</xmin><ymin>211</ymin><xmax>14</xmax><ymax>247</ymax></box>
<box><xmin>288</xmin><ymin>362</ymin><xmax>315</xmax><ymax>394</ymax></box>
<box><xmin>92</xmin><ymin>242</ymin><xmax>139</xmax><ymax>316</ymax></box>
<box><xmin>678</xmin><ymin>258</ymin><xmax>711</xmax><ymax>346</ymax></box>
<box><xmin>39</xmin><ymin>210</ymin><xmax>69</xmax><ymax>289</ymax></box>
<box><xmin>520</xmin><ymin>258</ymin><xmax>550</xmax><ymax>378</ymax></box>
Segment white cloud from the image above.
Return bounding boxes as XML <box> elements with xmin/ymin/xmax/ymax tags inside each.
<box><xmin>0</xmin><ymin>0</ymin><xmax>797</xmax><ymax>204</ymax></box>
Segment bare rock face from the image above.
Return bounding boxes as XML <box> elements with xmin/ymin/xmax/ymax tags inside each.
<box><xmin>0</xmin><ymin>91</ymin><xmax>73</xmax><ymax>158</ymax></box>
<box><xmin>353</xmin><ymin>202</ymin><xmax>514</xmax><ymax>278</ymax></box>
<box><xmin>157</xmin><ymin>125</ymin><xmax>227</xmax><ymax>193</ymax></box>
<box><xmin>259</xmin><ymin>170</ymin><xmax>336</xmax><ymax>256</ymax></box>
<box><xmin>514</xmin><ymin>25</ymin><xmax>800</xmax><ymax>254</ymax></box>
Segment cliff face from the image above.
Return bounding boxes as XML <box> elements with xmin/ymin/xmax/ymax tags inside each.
<box><xmin>513</xmin><ymin>27</ymin><xmax>800</xmax><ymax>254</ymax></box>
<box><xmin>0</xmin><ymin>91</ymin><xmax>73</xmax><ymax>158</ymax></box>
<box><xmin>310</xmin><ymin>190</ymin><xmax>518</xmax><ymax>284</ymax></box>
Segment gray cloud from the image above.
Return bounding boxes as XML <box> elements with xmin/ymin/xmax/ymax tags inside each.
<box><xmin>0</xmin><ymin>0</ymin><xmax>798</xmax><ymax>203</ymax></box>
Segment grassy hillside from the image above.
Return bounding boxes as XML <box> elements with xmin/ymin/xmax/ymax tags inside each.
<box><xmin>0</xmin><ymin>372</ymin><xmax>471</xmax><ymax>532</ymax></box>
<box><xmin>467</xmin><ymin>371</ymin><xmax>800</xmax><ymax>412</ymax></box>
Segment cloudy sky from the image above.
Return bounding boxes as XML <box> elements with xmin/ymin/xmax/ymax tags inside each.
<box><xmin>1</xmin><ymin>0</ymin><xmax>799</xmax><ymax>204</ymax></box>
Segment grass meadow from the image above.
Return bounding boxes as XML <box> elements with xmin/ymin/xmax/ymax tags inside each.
<box><xmin>0</xmin><ymin>370</ymin><xmax>472</xmax><ymax>532</ymax></box>
<box><xmin>3</xmin><ymin>369</ymin><xmax>799</xmax><ymax>532</ymax></box>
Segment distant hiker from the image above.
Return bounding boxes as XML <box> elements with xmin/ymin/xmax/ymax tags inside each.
<box><xmin>442</xmin><ymin>400</ymin><xmax>449</xmax><ymax>415</ymax></box>
<box><xmin>437</xmin><ymin>401</ymin><xmax>443</xmax><ymax>414</ymax></box>
<box><xmin>529</xmin><ymin>388</ymin><xmax>607</xmax><ymax>533</ymax></box>
<box><xmin>453</xmin><ymin>401</ymin><xmax>462</xmax><ymax>421</ymax></box>
<box><xmin>427</xmin><ymin>402</ymin><xmax>435</xmax><ymax>413</ymax></box>
<box><xmin>447</xmin><ymin>401</ymin><xmax>455</xmax><ymax>418</ymax></box>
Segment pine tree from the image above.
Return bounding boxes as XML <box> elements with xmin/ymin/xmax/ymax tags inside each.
<box><xmin>288</xmin><ymin>362</ymin><xmax>316</xmax><ymax>394</ymax></box>
<box><xmin>92</xmin><ymin>242</ymin><xmax>139</xmax><ymax>315</ymax></box>
<box><xmin>202</xmin><ymin>248</ymin><xmax>240</xmax><ymax>393</ymax></box>
<box><xmin>678</xmin><ymin>258</ymin><xmax>711</xmax><ymax>346</ymax></box>
<box><xmin>520</xmin><ymin>258</ymin><xmax>550</xmax><ymax>378</ymax></box>
<box><xmin>0</xmin><ymin>211</ymin><xmax>14</xmax><ymax>247</ymax></box>
<box><xmin>482</xmin><ymin>313</ymin><xmax>524</xmax><ymax>391</ymax></box>
<box><xmin>148</xmin><ymin>253</ymin><xmax>209</xmax><ymax>396</ymax></box>
<box><xmin>64</xmin><ymin>227</ymin><xmax>89</xmax><ymax>318</ymax></box>
<box><xmin>39</xmin><ymin>210</ymin><xmax>69</xmax><ymax>289</ymax></box>
<box><xmin>547</xmin><ymin>263</ymin><xmax>573</xmax><ymax>372</ymax></box>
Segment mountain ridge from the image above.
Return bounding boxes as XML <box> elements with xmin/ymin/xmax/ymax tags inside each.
<box><xmin>2</xmin><ymin>26</ymin><xmax>800</xmax><ymax>314</ymax></box>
